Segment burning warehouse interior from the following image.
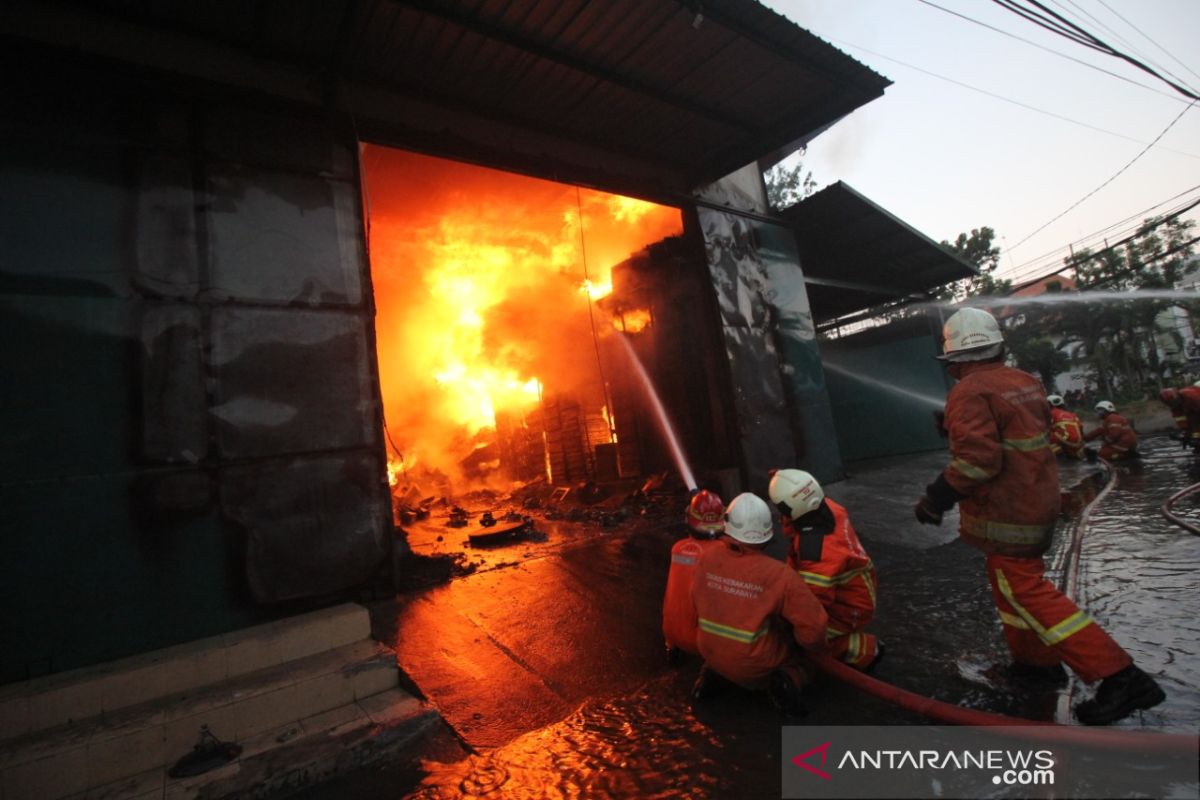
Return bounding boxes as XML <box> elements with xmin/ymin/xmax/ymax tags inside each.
<box><xmin>365</xmin><ymin>147</ymin><xmax>704</xmax><ymax>498</ymax></box>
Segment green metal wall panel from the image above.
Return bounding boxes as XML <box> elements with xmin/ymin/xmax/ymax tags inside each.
<box><xmin>820</xmin><ymin>322</ymin><xmax>952</xmax><ymax>463</ymax></box>
<box><xmin>0</xmin><ymin>53</ymin><xmax>390</xmax><ymax>684</ymax></box>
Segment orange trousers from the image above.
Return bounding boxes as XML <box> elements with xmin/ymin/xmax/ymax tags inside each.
<box><xmin>985</xmin><ymin>555</ymin><xmax>1131</xmax><ymax>683</ymax></box>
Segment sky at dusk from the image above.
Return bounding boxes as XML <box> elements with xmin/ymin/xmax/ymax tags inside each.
<box><xmin>761</xmin><ymin>0</ymin><xmax>1200</xmax><ymax>287</ymax></box>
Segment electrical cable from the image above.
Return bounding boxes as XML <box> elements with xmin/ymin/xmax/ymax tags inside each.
<box><xmin>1002</xmin><ymin>185</ymin><xmax>1200</xmax><ymax>282</ymax></box>
<box><xmin>1099</xmin><ymin>0</ymin><xmax>1200</xmax><ymax>88</ymax></box>
<box><xmin>826</xmin><ymin>37</ymin><xmax>1200</xmax><ymax>160</ymax></box>
<box><xmin>989</xmin><ymin>0</ymin><xmax>1200</xmax><ymax>101</ymax></box>
<box><xmin>1056</xmin><ymin>0</ymin><xmax>1200</xmax><ymax>95</ymax></box>
<box><xmin>912</xmin><ymin>0</ymin><xmax>1190</xmax><ymax>104</ymax></box>
<box><xmin>1008</xmin><ymin>99</ymin><xmax>1197</xmax><ymax>251</ymax></box>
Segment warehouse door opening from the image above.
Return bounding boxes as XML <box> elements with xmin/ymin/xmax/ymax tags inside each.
<box><xmin>361</xmin><ymin>146</ymin><xmax>692</xmax><ymax>507</ymax></box>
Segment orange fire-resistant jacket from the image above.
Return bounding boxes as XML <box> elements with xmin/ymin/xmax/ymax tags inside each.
<box><xmin>662</xmin><ymin>536</ymin><xmax>723</xmax><ymax>654</ymax></box>
<box><xmin>1049</xmin><ymin>407</ymin><xmax>1085</xmax><ymax>457</ymax></box>
<box><xmin>783</xmin><ymin>500</ymin><xmax>876</xmax><ymax>637</ymax></box>
<box><xmin>1174</xmin><ymin>387</ymin><xmax>1200</xmax><ymax>440</ymax></box>
<box><xmin>1084</xmin><ymin>412</ymin><xmax>1137</xmax><ymax>456</ymax></box>
<box><xmin>690</xmin><ymin>538</ymin><xmax>827</xmax><ymax>686</ymax></box>
<box><xmin>942</xmin><ymin>362</ymin><xmax>1059</xmax><ymax>557</ymax></box>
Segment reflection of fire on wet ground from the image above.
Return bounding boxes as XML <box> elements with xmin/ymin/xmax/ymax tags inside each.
<box><xmin>390</xmin><ymin>471</ymin><xmax>691</xmax><ymax>591</ymax></box>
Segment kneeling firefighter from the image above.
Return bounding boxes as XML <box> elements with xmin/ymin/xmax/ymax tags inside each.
<box><xmin>914</xmin><ymin>307</ymin><xmax>1164</xmax><ymax>725</ymax></box>
<box><xmin>689</xmin><ymin>492</ymin><xmax>828</xmax><ymax>718</ymax></box>
<box><xmin>768</xmin><ymin>469</ymin><xmax>882</xmax><ymax>670</ymax></box>
<box><xmin>662</xmin><ymin>490</ymin><xmax>726</xmax><ymax>660</ymax></box>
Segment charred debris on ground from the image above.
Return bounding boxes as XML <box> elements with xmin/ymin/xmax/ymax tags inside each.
<box><xmin>390</xmin><ymin>472</ymin><xmax>689</xmax><ymax>590</ymax></box>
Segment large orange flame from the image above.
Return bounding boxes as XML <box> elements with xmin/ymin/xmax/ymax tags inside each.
<box><xmin>363</xmin><ymin>147</ymin><xmax>682</xmax><ymax>488</ymax></box>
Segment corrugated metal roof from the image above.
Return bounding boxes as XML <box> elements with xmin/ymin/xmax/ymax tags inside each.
<box><xmin>16</xmin><ymin>0</ymin><xmax>889</xmax><ymax>190</ymax></box>
<box><xmin>782</xmin><ymin>182</ymin><xmax>979</xmax><ymax>324</ymax></box>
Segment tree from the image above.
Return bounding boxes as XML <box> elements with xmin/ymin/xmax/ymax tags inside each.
<box><xmin>764</xmin><ymin>150</ymin><xmax>816</xmax><ymax>210</ymax></box>
<box><xmin>1055</xmin><ymin>215</ymin><xmax>1198</xmax><ymax>398</ymax></box>
<box><xmin>938</xmin><ymin>227</ymin><xmax>1012</xmax><ymax>301</ymax></box>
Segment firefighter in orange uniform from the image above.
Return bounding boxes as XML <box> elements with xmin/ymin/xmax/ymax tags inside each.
<box><xmin>1084</xmin><ymin>401</ymin><xmax>1138</xmax><ymax>461</ymax></box>
<box><xmin>768</xmin><ymin>469</ymin><xmax>882</xmax><ymax>670</ymax></box>
<box><xmin>1046</xmin><ymin>394</ymin><xmax>1086</xmax><ymax>460</ymax></box>
<box><xmin>662</xmin><ymin>490</ymin><xmax>725</xmax><ymax>661</ymax></box>
<box><xmin>689</xmin><ymin>492</ymin><xmax>827</xmax><ymax>718</ymax></box>
<box><xmin>914</xmin><ymin>308</ymin><xmax>1163</xmax><ymax>725</ymax></box>
<box><xmin>1159</xmin><ymin>386</ymin><xmax>1200</xmax><ymax>451</ymax></box>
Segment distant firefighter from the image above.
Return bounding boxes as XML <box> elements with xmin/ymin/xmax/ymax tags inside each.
<box><xmin>1085</xmin><ymin>401</ymin><xmax>1139</xmax><ymax>461</ymax></box>
<box><xmin>914</xmin><ymin>308</ymin><xmax>1163</xmax><ymax>725</ymax></box>
<box><xmin>768</xmin><ymin>468</ymin><xmax>882</xmax><ymax>671</ymax></box>
<box><xmin>1046</xmin><ymin>394</ymin><xmax>1086</xmax><ymax>460</ymax></box>
<box><xmin>662</xmin><ymin>490</ymin><xmax>725</xmax><ymax>660</ymax></box>
<box><xmin>1159</xmin><ymin>386</ymin><xmax>1200</xmax><ymax>451</ymax></box>
<box><xmin>689</xmin><ymin>492</ymin><xmax>827</xmax><ymax>720</ymax></box>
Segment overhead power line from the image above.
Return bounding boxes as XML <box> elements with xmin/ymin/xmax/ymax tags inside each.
<box><xmin>1003</xmin><ymin>185</ymin><xmax>1200</xmax><ymax>281</ymax></box>
<box><xmin>990</xmin><ymin>0</ymin><xmax>1200</xmax><ymax>101</ymax></box>
<box><xmin>1093</xmin><ymin>0</ymin><xmax>1200</xmax><ymax>89</ymax></box>
<box><xmin>826</xmin><ymin>38</ymin><xmax>1200</xmax><ymax>161</ymax></box>
<box><xmin>1006</xmin><ymin>196</ymin><xmax>1200</xmax><ymax>292</ymax></box>
<box><xmin>1008</xmin><ymin>99</ymin><xmax>1198</xmax><ymax>250</ymax></box>
<box><xmin>913</xmin><ymin>0</ymin><xmax>1190</xmax><ymax>104</ymax></box>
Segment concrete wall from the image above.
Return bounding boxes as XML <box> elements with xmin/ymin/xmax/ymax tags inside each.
<box><xmin>0</xmin><ymin>51</ymin><xmax>390</xmax><ymax>683</ymax></box>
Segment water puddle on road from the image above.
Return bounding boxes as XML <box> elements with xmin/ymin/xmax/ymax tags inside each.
<box><xmin>403</xmin><ymin>435</ymin><xmax>1200</xmax><ymax>798</ymax></box>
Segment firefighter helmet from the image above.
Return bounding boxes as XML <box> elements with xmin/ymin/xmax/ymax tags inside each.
<box><xmin>768</xmin><ymin>469</ymin><xmax>824</xmax><ymax>520</ymax></box>
<box><xmin>1095</xmin><ymin>400</ymin><xmax>1116</xmax><ymax>415</ymax></box>
<box><xmin>937</xmin><ymin>308</ymin><xmax>1005</xmax><ymax>362</ymax></box>
<box><xmin>1160</xmin><ymin>388</ymin><xmax>1180</xmax><ymax>407</ymax></box>
<box><xmin>686</xmin><ymin>490</ymin><xmax>725</xmax><ymax>535</ymax></box>
<box><xmin>1046</xmin><ymin>394</ymin><xmax>1065</xmax><ymax>408</ymax></box>
<box><xmin>724</xmin><ymin>493</ymin><xmax>774</xmax><ymax>545</ymax></box>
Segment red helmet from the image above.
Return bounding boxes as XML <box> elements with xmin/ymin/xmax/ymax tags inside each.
<box><xmin>686</xmin><ymin>490</ymin><xmax>725</xmax><ymax>535</ymax></box>
<box><xmin>1161</xmin><ymin>388</ymin><xmax>1181</xmax><ymax>407</ymax></box>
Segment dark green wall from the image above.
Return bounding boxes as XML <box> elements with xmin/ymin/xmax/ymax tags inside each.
<box><xmin>0</xmin><ymin>52</ymin><xmax>390</xmax><ymax>683</ymax></box>
<box><xmin>820</xmin><ymin>319</ymin><xmax>953</xmax><ymax>463</ymax></box>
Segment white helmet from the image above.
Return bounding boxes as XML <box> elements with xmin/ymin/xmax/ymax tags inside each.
<box><xmin>937</xmin><ymin>308</ymin><xmax>1004</xmax><ymax>362</ymax></box>
<box><xmin>1046</xmin><ymin>394</ymin><xmax>1064</xmax><ymax>407</ymax></box>
<box><xmin>768</xmin><ymin>469</ymin><xmax>824</xmax><ymax>520</ymax></box>
<box><xmin>724</xmin><ymin>493</ymin><xmax>774</xmax><ymax>545</ymax></box>
<box><xmin>1095</xmin><ymin>400</ymin><xmax>1116</xmax><ymax>414</ymax></box>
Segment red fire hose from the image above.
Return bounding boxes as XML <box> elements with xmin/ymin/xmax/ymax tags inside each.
<box><xmin>814</xmin><ymin>459</ymin><xmax>1197</xmax><ymax>755</ymax></box>
<box><xmin>1160</xmin><ymin>481</ymin><xmax>1200</xmax><ymax>536</ymax></box>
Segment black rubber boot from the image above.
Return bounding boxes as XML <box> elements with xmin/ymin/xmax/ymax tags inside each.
<box><xmin>768</xmin><ymin>671</ymin><xmax>808</xmax><ymax>722</ymax></box>
<box><xmin>1006</xmin><ymin>662</ymin><xmax>1068</xmax><ymax>687</ymax></box>
<box><xmin>864</xmin><ymin>642</ymin><xmax>885</xmax><ymax>674</ymax></box>
<box><xmin>666</xmin><ymin>645</ymin><xmax>683</xmax><ymax>667</ymax></box>
<box><xmin>691</xmin><ymin>665</ymin><xmax>728</xmax><ymax>703</ymax></box>
<box><xmin>1075</xmin><ymin>665</ymin><xmax>1166</xmax><ymax>726</ymax></box>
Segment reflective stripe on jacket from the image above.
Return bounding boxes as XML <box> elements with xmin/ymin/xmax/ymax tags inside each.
<box><xmin>691</xmin><ymin>538</ymin><xmax>827</xmax><ymax>685</ymax></box>
<box><xmin>1049</xmin><ymin>408</ymin><xmax>1083</xmax><ymax>454</ymax></box>
<box><xmin>662</xmin><ymin>536</ymin><xmax>722</xmax><ymax>654</ymax></box>
<box><xmin>784</xmin><ymin>500</ymin><xmax>876</xmax><ymax>634</ymax></box>
<box><xmin>942</xmin><ymin>362</ymin><xmax>1059</xmax><ymax>557</ymax></box>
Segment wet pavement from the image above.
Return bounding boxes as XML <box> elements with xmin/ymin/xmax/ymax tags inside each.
<box><xmin>291</xmin><ymin>435</ymin><xmax>1200</xmax><ymax>799</ymax></box>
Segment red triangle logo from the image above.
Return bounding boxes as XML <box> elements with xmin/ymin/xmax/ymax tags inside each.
<box><xmin>791</xmin><ymin>741</ymin><xmax>832</xmax><ymax>781</ymax></box>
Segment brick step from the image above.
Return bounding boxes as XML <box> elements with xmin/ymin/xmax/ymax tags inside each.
<box><xmin>0</xmin><ymin>604</ymin><xmax>422</xmax><ymax>800</ymax></box>
<box><xmin>72</xmin><ymin>688</ymin><xmax>436</xmax><ymax>800</ymax></box>
<box><xmin>0</xmin><ymin>604</ymin><xmax>372</xmax><ymax>741</ymax></box>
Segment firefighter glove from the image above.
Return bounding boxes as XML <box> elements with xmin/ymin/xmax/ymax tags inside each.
<box><xmin>932</xmin><ymin>410</ymin><xmax>948</xmax><ymax>438</ymax></box>
<box><xmin>914</xmin><ymin>495</ymin><xmax>944</xmax><ymax>526</ymax></box>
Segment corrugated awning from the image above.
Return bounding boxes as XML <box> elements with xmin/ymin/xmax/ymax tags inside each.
<box><xmin>1</xmin><ymin>0</ymin><xmax>890</xmax><ymax>195</ymax></box>
<box><xmin>782</xmin><ymin>181</ymin><xmax>978</xmax><ymax>324</ymax></box>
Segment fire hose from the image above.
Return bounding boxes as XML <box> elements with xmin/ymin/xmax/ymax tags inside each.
<box><xmin>1160</xmin><ymin>481</ymin><xmax>1200</xmax><ymax>536</ymax></box>
<box><xmin>813</xmin><ymin>459</ymin><xmax>1197</xmax><ymax>754</ymax></box>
